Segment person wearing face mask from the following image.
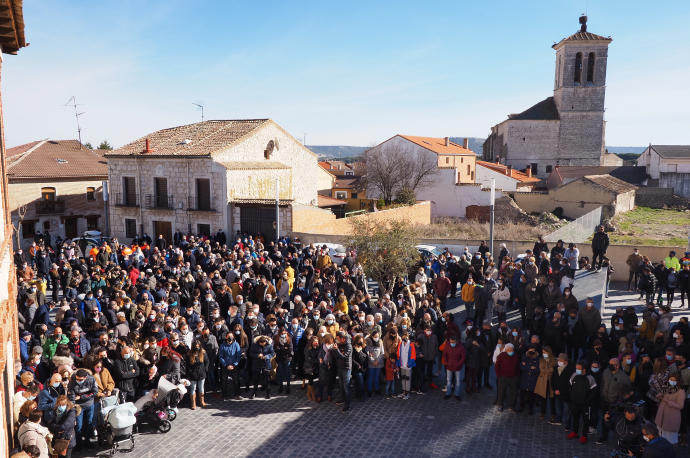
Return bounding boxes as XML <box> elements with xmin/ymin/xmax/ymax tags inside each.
<box><xmin>324</xmin><ymin>314</ymin><xmax>339</xmax><ymax>338</ymax></box>
<box><xmin>42</xmin><ymin>327</ymin><xmax>69</xmax><ymax>360</ymax></box>
<box><xmin>17</xmin><ymin>408</ymin><xmax>50</xmax><ymax>458</ymax></box>
<box><xmin>365</xmin><ymin>330</ymin><xmax>385</xmax><ymax>396</ymax></box>
<box><xmin>551</xmin><ymin>353</ymin><xmax>574</xmax><ymax>429</ymax></box>
<box><xmin>37</xmin><ymin>373</ymin><xmax>66</xmax><ymax>419</ymax></box>
<box><xmin>534</xmin><ymin>346</ymin><xmax>556</xmax><ymax>421</ymax></box>
<box><xmin>395</xmin><ymin>331</ymin><xmax>416</xmax><ymax>400</ymax></box>
<box><xmin>47</xmin><ymin>394</ymin><xmax>77</xmax><ymax>457</ymax></box>
<box><xmin>596</xmin><ymin>357</ymin><xmax>632</xmax><ymax>444</ymax></box>
<box><xmin>248</xmin><ymin>335</ymin><xmax>276</xmax><ymax>400</ymax></box>
<box><xmin>67</xmin><ymin>369</ymin><xmax>98</xmax><ymax>449</ymax></box>
<box><xmin>111</xmin><ymin>346</ymin><xmax>139</xmax><ymax>402</ymax></box>
<box><xmin>639</xmin><ymin>423</ymin><xmax>676</xmax><ymax>458</ymax></box>
<box><xmin>654</xmin><ymin>373</ymin><xmax>685</xmax><ymax>445</ymax></box>
<box><xmin>185</xmin><ymin>339</ymin><xmax>210</xmax><ymax>409</ymax></box>
<box><xmin>417</xmin><ymin>324</ymin><xmax>439</xmax><ymax>392</ymax></box>
<box><xmin>218</xmin><ymin>331</ymin><xmax>242</xmax><ymax>400</ymax></box>
<box><xmin>198</xmin><ymin>327</ymin><xmax>219</xmax><ymax>393</ymax></box>
<box><xmin>273</xmin><ymin>328</ymin><xmax>294</xmax><ymax>395</ymax></box>
<box><xmin>566</xmin><ymin>362</ymin><xmax>597</xmax><ymax>444</ymax></box>
<box><xmin>495</xmin><ymin>343</ymin><xmax>519</xmax><ymax>411</ymax></box>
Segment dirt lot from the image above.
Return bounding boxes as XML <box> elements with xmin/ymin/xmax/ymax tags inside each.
<box><xmin>609</xmin><ymin>207</ymin><xmax>690</xmax><ymax>246</ymax></box>
<box><xmin>415</xmin><ymin>219</ymin><xmax>552</xmax><ymax>241</ymax></box>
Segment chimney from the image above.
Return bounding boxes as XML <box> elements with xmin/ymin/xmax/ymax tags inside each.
<box><xmin>444</xmin><ymin>137</ymin><xmax>449</xmax><ymax>147</ymax></box>
<box><xmin>526</xmin><ymin>165</ymin><xmax>532</xmax><ymax>177</ymax></box>
<box><xmin>143</xmin><ymin>138</ymin><xmax>153</xmax><ymax>154</ymax></box>
<box><xmin>463</xmin><ymin>138</ymin><xmax>469</xmax><ymax>149</ymax></box>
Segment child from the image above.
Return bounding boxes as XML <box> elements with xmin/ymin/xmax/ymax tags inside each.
<box><xmin>384</xmin><ymin>355</ymin><xmax>397</xmax><ymax>398</ymax></box>
<box><xmin>396</xmin><ymin>331</ymin><xmax>416</xmax><ymax>400</ymax></box>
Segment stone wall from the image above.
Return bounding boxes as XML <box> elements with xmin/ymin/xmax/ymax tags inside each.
<box><xmin>660</xmin><ymin>172</ymin><xmax>690</xmax><ymax>198</ymax></box>
<box><xmin>9</xmin><ymin>179</ymin><xmax>106</xmax><ymax>244</ymax></box>
<box><xmin>108</xmin><ymin>157</ymin><xmax>226</xmax><ymax>241</ymax></box>
<box><xmin>292</xmin><ymin>201</ymin><xmax>431</xmax><ymax>236</ymax></box>
<box><xmin>213</xmin><ymin>121</ymin><xmax>319</xmax><ymax>206</ymax></box>
<box><xmin>498</xmin><ymin>120</ymin><xmax>560</xmax><ymax>177</ymax></box>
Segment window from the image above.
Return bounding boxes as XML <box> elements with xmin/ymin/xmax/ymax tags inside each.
<box><xmin>461</xmin><ymin>157</ymin><xmax>464</xmax><ymax>163</ymax></box>
<box><xmin>587</xmin><ymin>52</ymin><xmax>595</xmax><ymax>82</ymax></box>
<box><xmin>546</xmin><ymin>165</ymin><xmax>553</xmax><ymax>173</ymax></box>
<box><xmin>445</xmin><ymin>157</ymin><xmax>449</xmax><ymax>164</ymax></box>
<box><xmin>335</xmin><ymin>191</ymin><xmax>347</xmax><ymax>200</ymax></box>
<box><xmin>42</xmin><ymin>220</ymin><xmax>50</xmax><ymax>231</ymax></box>
<box><xmin>580</xmin><ymin>201</ymin><xmax>585</xmax><ymax>208</ymax></box>
<box><xmin>196</xmin><ymin>178</ymin><xmax>211</xmax><ymax>211</ymax></box>
<box><xmin>122</xmin><ymin>176</ymin><xmax>136</xmax><ymax>206</ymax></box>
<box><xmin>125</xmin><ymin>219</ymin><xmax>137</xmax><ymax>238</ymax></box>
<box><xmin>471</xmin><ymin>171</ymin><xmax>475</xmax><ymax>181</ymax></box>
<box><xmin>86</xmin><ymin>186</ymin><xmax>95</xmax><ymax>201</ymax></box>
<box><xmin>351</xmin><ymin>192</ymin><xmax>358</xmax><ymax>199</ymax></box>
<box><xmin>86</xmin><ymin>215</ymin><xmax>99</xmax><ymax>231</ymax></box>
<box><xmin>197</xmin><ymin>223</ymin><xmax>211</xmax><ymax>237</ymax></box>
<box><xmin>41</xmin><ymin>187</ymin><xmax>56</xmax><ymax>201</ymax></box>
<box><xmin>531</xmin><ymin>163</ymin><xmax>538</xmax><ymax>175</ymax></box>
<box><xmin>466</xmin><ymin>164</ymin><xmax>470</xmax><ymax>175</ymax></box>
<box><xmin>154</xmin><ymin>177</ymin><xmax>168</xmax><ymax>208</ymax></box>
<box><xmin>345</xmin><ymin>171</ymin><xmax>354</xmax><ymax>176</ymax></box>
<box><xmin>22</xmin><ymin>220</ymin><xmax>36</xmax><ymax>238</ymax></box>
<box><xmin>574</xmin><ymin>52</ymin><xmax>582</xmax><ymax>83</ymax></box>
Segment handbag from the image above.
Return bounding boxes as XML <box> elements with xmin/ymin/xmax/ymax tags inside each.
<box><xmin>53</xmin><ymin>436</ymin><xmax>70</xmax><ymax>456</ymax></box>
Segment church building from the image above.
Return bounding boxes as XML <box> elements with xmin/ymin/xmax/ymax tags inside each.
<box><xmin>483</xmin><ymin>16</ymin><xmax>617</xmax><ymax>178</ymax></box>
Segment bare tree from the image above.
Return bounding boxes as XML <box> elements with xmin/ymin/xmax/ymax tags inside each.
<box><xmin>11</xmin><ymin>204</ymin><xmax>27</xmax><ymax>248</ymax></box>
<box><xmin>363</xmin><ymin>147</ymin><xmax>438</xmax><ymax>204</ymax></box>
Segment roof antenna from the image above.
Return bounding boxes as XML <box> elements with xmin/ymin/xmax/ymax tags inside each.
<box><xmin>192</xmin><ymin>102</ymin><xmax>205</xmax><ymax>122</ymax></box>
<box><xmin>65</xmin><ymin>96</ymin><xmax>85</xmax><ymax>148</ymax></box>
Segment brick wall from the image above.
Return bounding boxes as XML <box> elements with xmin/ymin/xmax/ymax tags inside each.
<box><xmin>292</xmin><ymin>201</ymin><xmax>431</xmax><ymax>236</ymax></box>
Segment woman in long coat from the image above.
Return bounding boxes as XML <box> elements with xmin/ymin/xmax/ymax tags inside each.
<box><xmin>655</xmin><ymin>373</ymin><xmax>686</xmax><ymax>445</ymax></box>
<box><xmin>534</xmin><ymin>346</ymin><xmax>556</xmax><ymax>421</ymax></box>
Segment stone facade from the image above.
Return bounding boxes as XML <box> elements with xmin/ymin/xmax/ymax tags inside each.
<box><xmin>108</xmin><ymin>120</ymin><xmax>321</xmax><ymax>242</ymax></box>
<box><xmin>9</xmin><ymin>179</ymin><xmax>106</xmax><ymax>246</ymax></box>
<box><xmin>484</xmin><ymin>19</ymin><xmax>612</xmax><ymax>177</ymax></box>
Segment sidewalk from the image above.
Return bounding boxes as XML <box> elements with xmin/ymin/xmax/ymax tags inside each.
<box><xmin>602</xmin><ymin>282</ymin><xmax>690</xmax><ymax>325</ymax></box>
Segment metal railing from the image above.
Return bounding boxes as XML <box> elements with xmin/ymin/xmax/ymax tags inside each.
<box><xmin>145</xmin><ymin>194</ymin><xmax>174</xmax><ymax>210</ymax></box>
<box><xmin>114</xmin><ymin>192</ymin><xmax>139</xmax><ymax>207</ymax></box>
<box><xmin>544</xmin><ymin>206</ymin><xmax>602</xmax><ymax>243</ymax></box>
<box><xmin>187</xmin><ymin>195</ymin><xmax>214</xmax><ymax>212</ymax></box>
<box><xmin>35</xmin><ymin>199</ymin><xmax>65</xmax><ymax>214</ymax></box>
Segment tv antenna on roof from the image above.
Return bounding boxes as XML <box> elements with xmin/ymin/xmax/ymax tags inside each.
<box><xmin>192</xmin><ymin>102</ymin><xmax>204</xmax><ymax>122</ymax></box>
<box><xmin>65</xmin><ymin>96</ymin><xmax>85</xmax><ymax>148</ymax></box>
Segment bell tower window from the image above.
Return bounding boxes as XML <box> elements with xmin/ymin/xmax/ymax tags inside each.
<box><xmin>587</xmin><ymin>52</ymin><xmax>595</xmax><ymax>82</ymax></box>
<box><xmin>574</xmin><ymin>52</ymin><xmax>582</xmax><ymax>84</ymax></box>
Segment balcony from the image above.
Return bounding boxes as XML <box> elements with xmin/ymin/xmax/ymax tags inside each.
<box><xmin>187</xmin><ymin>195</ymin><xmax>215</xmax><ymax>212</ymax></box>
<box><xmin>36</xmin><ymin>199</ymin><xmax>65</xmax><ymax>215</ymax></box>
<box><xmin>114</xmin><ymin>192</ymin><xmax>139</xmax><ymax>207</ymax></box>
<box><xmin>145</xmin><ymin>194</ymin><xmax>174</xmax><ymax>210</ymax></box>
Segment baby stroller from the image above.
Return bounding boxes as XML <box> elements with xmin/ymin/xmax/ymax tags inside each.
<box><xmin>98</xmin><ymin>393</ymin><xmax>137</xmax><ymax>456</ymax></box>
<box><xmin>133</xmin><ymin>377</ymin><xmax>182</xmax><ymax>433</ymax></box>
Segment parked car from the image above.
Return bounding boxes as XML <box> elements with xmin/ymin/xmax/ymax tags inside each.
<box><xmin>415</xmin><ymin>244</ymin><xmax>460</xmax><ymax>262</ymax></box>
<box><xmin>313</xmin><ymin>243</ymin><xmax>347</xmax><ymax>266</ymax></box>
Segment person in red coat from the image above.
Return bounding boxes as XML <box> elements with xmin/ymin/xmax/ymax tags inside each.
<box><xmin>442</xmin><ymin>335</ymin><xmax>466</xmax><ymax>400</ymax></box>
<box><xmin>495</xmin><ymin>343</ymin><xmax>520</xmax><ymax>411</ymax></box>
<box><xmin>434</xmin><ymin>270</ymin><xmax>452</xmax><ymax>311</ymax></box>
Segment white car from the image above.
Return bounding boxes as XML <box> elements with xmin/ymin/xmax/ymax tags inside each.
<box><xmin>415</xmin><ymin>244</ymin><xmax>460</xmax><ymax>261</ymax></box>
<box><xmin>314</xmin><ymin>243</ymin><xmax>347</xmax><ymax>266</ymax></box>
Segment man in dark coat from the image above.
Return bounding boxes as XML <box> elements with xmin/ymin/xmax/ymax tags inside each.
<box><xmin>333</xmin><ymin>331</ymin><xmax>353</xmax><ymax>412</ymax></box>
<box><xmin>591</xmin><ymin>225</ymin><xmax>609</xmax><ymax>271</ymax></box>
<box><xmin>112</xmin><ymin>346</ymin><xmax>140</xmax><ymax>401</ymax></box>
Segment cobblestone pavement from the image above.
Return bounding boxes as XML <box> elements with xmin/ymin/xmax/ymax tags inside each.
<box><xmin>75</xmin><ymin>379</ymin><xmax>616</xmax><ymax>458</ymax></box>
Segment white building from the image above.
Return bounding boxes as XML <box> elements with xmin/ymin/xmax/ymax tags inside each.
<box><xmin>106</xmin><ymin>119</ymin><xmax>321</xmax><ymax>242</ymax></box>
<box><xmin>475</xmin><ymin>160</ymin><xmax>540</xmax><ymax>192</ymax></box>
<box><xmin>636</xmin><ymin>145</ymin><xmax>690</xmax><ymax>197</ymax></box>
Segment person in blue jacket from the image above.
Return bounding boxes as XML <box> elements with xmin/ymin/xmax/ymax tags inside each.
<box><xmin>218</xmin><ymin>331</ymin><xmax>242</xmax><ymax>400</ymax></box>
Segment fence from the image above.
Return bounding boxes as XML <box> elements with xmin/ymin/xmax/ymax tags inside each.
<box><xmin>543</xmin><ymin>206</ymin><xmax>602</xmax><ymax>243</ymax></box>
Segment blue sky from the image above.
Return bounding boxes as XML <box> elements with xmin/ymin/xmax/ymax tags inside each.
<box><xmin>2</xmin><ymin>0</ymin><xmax>689</xmax><ymax>148</ymax></box>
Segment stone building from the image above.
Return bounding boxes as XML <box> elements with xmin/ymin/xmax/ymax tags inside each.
<box><xmin>483</xmin><ymin>16</ymin><xmax>613</xmax><ymax>177</ymax></box>
<box><xmin>0</xmin><ymin>1</ymin><xmax>26</xmax><ymax>454</ymax></box>
<box><xmin>7</xmin><ymin>140</ymin><xmax>107</xmax><ymax>246</ymax></box>
<box><xmin>636</xmin><ymin>145</ymin><xmax>690</xmax><ymax>197</ymax></box>
<box><xmin>513</xmin><ymin>174</ymin><xmax>635</xmax><ymax>220</ymax></box>
<box><xmin>106</xmin><ymin>119</ymin><xmax>320</xmax><ymax>242</ymax></box>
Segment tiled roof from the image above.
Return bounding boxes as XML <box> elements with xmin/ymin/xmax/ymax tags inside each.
<box><xmin>650</xmin><ymin>145</ymin><xmax>690</xmax><ymax>159</ymax></box>
<box><xmin>553</xmin><ymin>31</ymin><xmax>612</xmax><ymax>49</ymax></box>
<box><xmin>333</xmin><ymin>177</ymin><xmax>362</xmax><ymax>189</ymax></box>
<box><xmin>583</xmin><ymin>174</ymin><xmax>637</xmax><ymax>194</ymax></box>
<box><xmin>0</xmin><ymin>0</ymin><xmax>26</xmax><ymax>55</ymax></box>
<box><xmin>398</xmin><ymin>135</ymin><xmax>475</xmax><ymax>156</ymax></box>
<box><xmin>508</xmin><ymin>97</ymin><xmax>559</xmax><ymax>121</ymax></box>
<box><xmin>317</xmin><ymin>195</ymin><xmax>347</xmax><ymax>207</ymax></box>
<box><xmin>552</xmin><ymin>166</ymin><xmax>647</xmax><ymax>185</ymax></box>
<box><xmin>221</xmin><ymin>161</ymin><xmax>289</xmax><ymax>170</ymax></box>
<box><xmin>476</xmin><ymin>161</ymin><xmax>541</xmax><ymax>183</ymax></box>
<box><xmin>107</xmin><ymin>119</ymin><xmax>269</xmax><ymax>157</ymax></box>
<box><xmin>7</xmin><ymin>140</ymin><xmax>107</xmax><ymax>180</ymax></box>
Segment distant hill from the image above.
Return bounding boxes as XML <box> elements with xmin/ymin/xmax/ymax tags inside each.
<box><xmin>309</xmin><ymin>140</ymin><xmax>645</xmax><ymax>161</ymax></box>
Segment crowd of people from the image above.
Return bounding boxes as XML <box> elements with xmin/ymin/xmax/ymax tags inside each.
<box><xmin>9</xmin><ymin>226</ymin><xmax>690</xmax><ymax>457</ymax></box>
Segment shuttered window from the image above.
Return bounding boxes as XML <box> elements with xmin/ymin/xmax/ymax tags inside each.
<box><xmin>196</xmin><ymin>178</ymin><xmax>211</xmax><ymax>210</ymax></box>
